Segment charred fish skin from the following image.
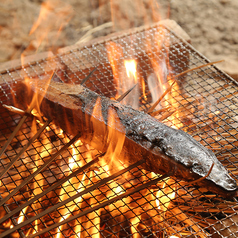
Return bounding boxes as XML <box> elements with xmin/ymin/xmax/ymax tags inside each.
<box><xmin>15</xmin><ymin>81</ymin><xmax>238</xmax><ymax>198</ymax></box>
<box><xmin>120</xmin><ymin>111</ymin><xmax>237</xmax><ymax>192</ymax></box>
<box><xmin>110</xmin><ymin>102</ymin><xmax>237</xmax><ymax>194</ymax></box>
<box><xmin>72</xmin><ymin>87</ymin><xmax>237</xmax><ymax>196</ymax></box>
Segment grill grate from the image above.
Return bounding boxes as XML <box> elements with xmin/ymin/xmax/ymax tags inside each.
<box><xmin>0</xmin><ymin>22</ymin><xmax>238</xmax><ymax>237</ymax></box>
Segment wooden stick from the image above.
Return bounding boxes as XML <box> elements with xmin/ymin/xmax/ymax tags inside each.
<box><xmin>174</xmin><ymin>60</ymin><xmax>224</xmax><ymax>78</ymax></box>
<box><xmin>147</xmin><ymin>60</ymin><xmax>224</xmax><ymax>114</ymax></box>
<box><xmin>0</xmin><ymin>133</ymin><xmax>81</xmax><ymax>207</ymax></box>
<box><xmin>187</xmin><ymin>163</ymin><xmax>214</xmax><ymax>186</ymax></box>
<box><xmin>0</xmin><ymin>108</ymin><xmax>32</xmax><ymax>159</ymax></box>
<box><xmin>147</xmin><ymin>81</ymin><xmax>176</xmax><ymax>114</ymax></box>
<box><xmin>116</xmin><ymin>84</ymin><xmax>138</xmax><ymax>102</ymax></box>
<box><xmin>160</xmin><ymin>109</ymin><xmax>176</xmax><ymax>122</ymax></box>
<box><xmin>2</xmin><ymin>104</ymin><xmax>29</xmax><ymax>116</ymax></box>
<box><xmin>0</xmin><ymin>119</ymin><xmax>51</xmax><ymax>180</ymax></box>
<box><xmin>0</xmin><ymin>159</ymin><xmax>149</xmax><ymax>238</ymax></box>
<box><xmin>150</xmin><ymin>106</ymin><xmax>171</xmax><ymax>117</ymax></box>
<box><xmin>26</xmin><ymin>173</ymin><xmax>171</xmax><ymax>238</ymax></box>
<box><xmin>80</xmin><ymin>67</ymin><xmax>98</xmax><ymax>85</ymax></box>
<box><xmin>0</xmin><ymin>155</ymin><xmax>102</xmax><ymax>225</ymax></box>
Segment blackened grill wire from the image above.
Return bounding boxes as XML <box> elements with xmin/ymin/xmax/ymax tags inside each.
<box><xmin>0</xmin><ymin>23</ymin><xmax>237</xmax><ymax>237</ymax></box>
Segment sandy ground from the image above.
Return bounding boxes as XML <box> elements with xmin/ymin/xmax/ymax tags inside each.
<box><xmin>0</xmin><ymin>0</ymin><xmax>237</xmax><ymax>78</ymax></box>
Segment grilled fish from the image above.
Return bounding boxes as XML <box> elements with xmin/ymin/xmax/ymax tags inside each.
<box><xmin>15</xmin><ymin>79</ymin><xmax>237</xmax><ymax>198</ymax></box>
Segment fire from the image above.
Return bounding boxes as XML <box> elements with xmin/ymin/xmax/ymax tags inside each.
<box><xmin>52</xmin><ymin>97</ymin><xmax>127</xmax><ymax>237</ymax></box>
<box><xmin>125</xmin><ymin>59</ymin><xmax>137</xmax><ymax>79</ymax></box>
<box><xmin>22</xmin><ymin>74</ymin><xmax>53</xmax><ymax>119</ymax></box>
<box><xmin>107</xmin><ymin>42</ymin><xmax>140</xmax><ymax>109</ymax></box>
<box><xmin>147</xmin><ymin>56</ymin><xmax>184</xmax><ymax>129</ymax></box>
<box><xmin>24</xmin><ymin>0</ymin><xmax>73</xmax><ymax>55</ymax></box>
<box><xmin>12</xmin><ymin>6</ymin><xmax>75</xmax><ymax>232</ymax></box>
<box><xmin>146</xmin><ymin>30</ymin><xmax>185</xmax><ymax>129</ymax></box>
<box><xmin>148</xmin><ymin>59</ymin><xmax>168</xmax><ymax>110</ymax></box>
<box><xmin>16</xmin><ymin>0</ymin><xmax>74</xmax><ymax>119</ymax></box>
<box><xmin>123</xmin><ymin>59</ymin><xmax>140</xmax><ymax>109</ymax></box>
<box><xmin>130</xmin><ymin>216</ymin><xmax>140</xmax><ymax>238</ymax></box>
<box><xmin>156</xmin><ymin>177</ymin><xmax>176</xmax><ymax>214</ymax></box>
<box><xmin>90</xmin><ymin>95</ymin><xmax>127</xmax><ymax>173</ymax></box>
<box><xmin>104</xmin><ymin>107</ymin><xmax>126</xmax><ymax>168</ymax></box>
<box><xmin>56</xmin><ymin>147</ymin><xmax>86</xmax><ymax>238</ymax></box>
<box><xmin>105</xmin><ymin>36</ymin><xmax>187</xmax><ymax>236</ymax></box>
<box><xmin>2</xmin><ymin>2</ymin><xmax>188</xmax><ymax>236</ymax></box>
<box><xmin>90</xmin><ymin>98</ymin><xmax>107</xmax><ymax>151</ymax></box>
<box><xmin>106</xmin><ymin>40</ymin><xmax>183</xmax><ymax>130</ymax></box>
<box><xmin>165</xmin><ymin>80</ymin><xmax>184</xmax><ymax>129</ymax></box>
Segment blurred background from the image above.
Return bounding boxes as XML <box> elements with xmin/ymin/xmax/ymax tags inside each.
<box><xmin>0</xmin><ymin>0</ymin><xmax>237</xmax><ymax>79</ymax></box>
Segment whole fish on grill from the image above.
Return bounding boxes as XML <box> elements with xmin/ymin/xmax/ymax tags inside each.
<box><xmin>14</xmin><ymin>79</ymin><xmax>237</xmax><ymax>198</ymax></box>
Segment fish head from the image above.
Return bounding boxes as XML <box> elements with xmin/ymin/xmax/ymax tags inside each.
<box><xmin>160</xmin><ymin>129</ymin><xmax>237</xmax><ymax>193</ymax></box>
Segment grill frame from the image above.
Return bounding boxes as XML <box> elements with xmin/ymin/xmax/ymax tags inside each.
<box><xmin>0</xmin><ymin>21</ymin><xmax>238</xmax><ymax>237</ymax></box>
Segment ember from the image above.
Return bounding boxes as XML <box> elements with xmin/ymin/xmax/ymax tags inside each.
<box><xmin>0</xmin><ymin>20</ymin><xmax>238</xmax><ymax>238</ymax></box>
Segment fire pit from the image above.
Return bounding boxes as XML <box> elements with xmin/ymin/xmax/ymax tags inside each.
<box><xmin>0</xmin><ymin>21</ymin><xmax>238</xmax><ymax>237</ymax></box>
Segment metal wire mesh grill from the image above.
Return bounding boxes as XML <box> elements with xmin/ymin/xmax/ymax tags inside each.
<box><xmin>0</xmin><ymin>22</ymin><xmax>238</xmax><ymax>237</ymax></box>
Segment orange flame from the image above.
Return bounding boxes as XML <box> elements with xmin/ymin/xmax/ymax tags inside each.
<box><xmin>26</xmin><ymin>74</ymin><xmax>53</xmax><ymax>118</ymax></box>
<box><xmin>147</xmin><ymin>46</ymin><xmax>183</xmax><ymax>128</ymax></box>
<box><xmin>156</xmin><ymin>177</ymin><xmax>176</xmax><ymax>213</ymax></box>
<box><xmin>125</xmin><ymin>59</ymin><xmax>137</xmax><ymax>80</ymax></box>
<box><xmin>56</xmin><ymin>139</ymin><xmax>86</xmax><ymax>238</ymax></box>
<box><xmin>107</xmin><ymin>42</ymin><xmax>140</xmax><ymax>108</ymax></box>
<box><xmin>103</xmin><ymin>106</ymin><xmax>126</xmax><ymax>171</ymax></box>
<box><xmin>130</xmin><ymin>216</ymin><xmax>141</xmax><ymax>238</ymax></box>
<box><xmin>27</xmin><ymin>0</ymin><xmax>73</xmax><ymax>54</ymax></box>
<box><xmin>17</xmin><ymin>0</ymin><xmax>74</xmax><ymax>120</ymax></box>
<box><xmin>89</xmin><ymin>96</ymin><xmax>126</xmax><ymax>173</ymax></box>
<box><xmin>13</xmin><ymin>1</ymin><xmax>74</xmax><ymax>120</ymax></box>
<box><xmin>90</xmin><ymin>97</ymin><xmax>107</xmax><ymax>150</ymax></box>
<box><xmin>122</xmin><ymin>59</ymin><xmax>139</xmax><ymax>109</ymax></box>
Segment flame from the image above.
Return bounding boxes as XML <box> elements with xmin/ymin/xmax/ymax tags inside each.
<box><xmin>147</xmin><ymin>55</ymin><xmax>184</xmax><ymax>129</ymax></box>
<box><xmin>25</xmin><ymin>0</ymin><xmax>73</xmax><ymax>55</ymax></box>
<box><xmin>147</xmin><ymin>59</ymin><xmax>168</xmax><ymax>111</ymax></box>
<box><xmin>89</xmin><ymin>96</ymin><xmax>127</xmax><ymax>173</ymax></box>
<box><xmin>15</xmin><ymin>0</ymin><xmax>74</xmax><ymax>119</ymax></box>
<box><xmin>123</xmin><ymin>59</ymin><xmax>139</xmax><ymax>109</ymax></box>
<box><xmin>56</xmin><ymin>140</ymin><xmax>86</xmax><ymax>238</ymax></box>
<box><xmin>90</xmin><ymin>98</ymin><xmax>107</xmax><ymax>150</ymax></box>
<box><xmin>146</xmin><ymin>29</ymin><xmax>185</xmax><ymax>129</ymax></box>
<box><xmin>17</xmin><ymin>206</ymin><xmax>28</xmax><ymax>225</ymax></box>
<box><xmin>11</xmin><ymin>118</ymin><xmax>85</xmax><ymax>236</ymax></box>
<box><xmin>140</xmin><ymin>77</ymin><xmax>147</xmax><ymax>101</ymax></box>
<box><xmin>156</xmin><ymin>177</ymin><xmax>176</xmax><ymax>217</ymax></box>
<box><xmin>130</xmin><ymin>216</ymin><xmax>141</xmax><ymax>238</ymax></box>
<box><xmin>107</xmin><ymin>43</ymin><xmax>140</xmax><ymax>108</ymax></box>
<box><xmin>26</xmin><ymin>74</ymin><xmax>53</xmax><ymax>119</ymax></box>
<box><xmin>125</xmin><ymin>60</ymin><xmax>137</xmax><ymax>79</ymax></box>
<box><xmin>6</xmin><ymin>2</ymin><xmax>188</xmax><ymax>236</ymax></box>
<box><xmin>103</xmin><ymin>107</ymin><xmax>126</xmax><ymax>170</ymax></box>
<box><xmin>165</xmin><ymin>81</ymin><xmax>184</xmax><ymax>129</ymax></box>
